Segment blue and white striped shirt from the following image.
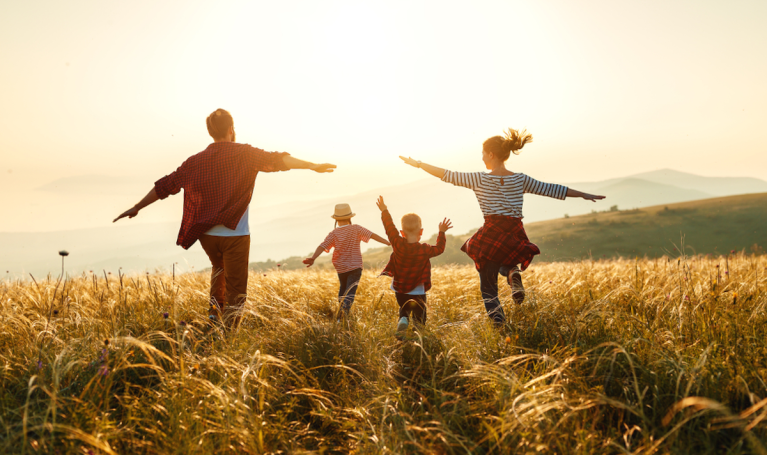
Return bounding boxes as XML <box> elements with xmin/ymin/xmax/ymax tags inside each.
<box><xmin>441</xmin><ymin>171</ymin><xmax>568</xmax><ymax>218</ymax></box>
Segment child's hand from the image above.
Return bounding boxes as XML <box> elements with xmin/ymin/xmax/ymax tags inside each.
<box><xmin>376</xmin><ymin>196</ymin><xmax>387</xmax><ymax>212</ymax></box>
<box><xmin>438</xmin><ymin>218</ymin><xmax>453</xmax><ymax>233</ymax></box>
<box><xmin>303</xmin><ymin>258</ymin><xmax>314</xmax><ymax>267</ymax></box>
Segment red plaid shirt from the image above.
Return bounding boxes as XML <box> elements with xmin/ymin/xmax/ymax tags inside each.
<box><xmin>461</xmin><ymin>215</ymin><xmax>540</xmax><ymax>271</ymax></box>
<box><xmin>379</xmin><ymin>209</ymin><xmax>446</xmax><ymax>293</ymax></box>
<box><xmin>154</xmin><ymin>142</ymin><xmax>289</xmax><ymax>249</ymax></box>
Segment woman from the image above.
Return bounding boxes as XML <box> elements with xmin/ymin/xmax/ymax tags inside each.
<box><xmin>400</xmin><ymin>128</ymin><xmax>604</xmax><ymax>326</ymax></box>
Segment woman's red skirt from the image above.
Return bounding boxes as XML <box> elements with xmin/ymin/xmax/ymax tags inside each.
<box><xmin>461</xmin><ymin>215</ymin><xmax>540</xmax><ymax>271</ymax></box>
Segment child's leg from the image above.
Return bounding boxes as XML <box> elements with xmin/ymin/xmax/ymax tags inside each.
<box><xmin>339</xmin><ymin>268</ymin><xmax>362</xmax><ymax>313</ymax></box>
<box><xmin>479</xmin><ymin>262</ymin><xmax>506</xmax><ymax>326</ymax></box>
<box><xmin>394</xmin><ymin>292</ymin><xmax>411</xmax><ymax>336</ymax></box>
<box><xmin>395</xmin><ymin>292</ymin><xmax>412</xmax><ymax>319</ymax></box>
<box><xmin>409</xmin><ymin>294</ymin><xmax>427</xmax><ymax>326</ymax></box>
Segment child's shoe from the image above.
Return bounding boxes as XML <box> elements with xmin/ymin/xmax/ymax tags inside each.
<box><xmin>395</xmin><ymin>316</ymin><xmax>409</xmax><ymax>339</ymax></box>
<box><xmin>508</xmin><ymin>268</ymin><xmax>525</xmax><ymax>305</ymax></box>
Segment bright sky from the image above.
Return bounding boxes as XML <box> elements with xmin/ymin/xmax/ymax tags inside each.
<box><xmin>1</xmin><ymin>0</ymin><xmax>766</xmax><ymax>232</ymax></box>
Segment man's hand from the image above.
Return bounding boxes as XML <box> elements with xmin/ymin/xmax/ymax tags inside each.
<box><xmin>438</xmin><ymin>218</ymin><xmax>453</xmax><ymax>233</ymax></box>
<box><xmin>311</xmin><ymin>163</ymin><xmax>337</xmax><ymax>173</ymax></box>
<box><xmin>376</xmin><ymin>196</ymin><xmax>387</xmax><ymax>212</ymax></box>
<box><xmin>114</xmin><ymin>206</ymin><xmax>140</xmax><ymax>222</ymax></box>
<box><xmin>399</xmin><ymin>156</ymin><xmax>419</xmax><ymax>168</ymax></box>
<box><xmin>303</xmin><ymin>258</ymin><xmax>315</xmax><ymax>267</ymax></box>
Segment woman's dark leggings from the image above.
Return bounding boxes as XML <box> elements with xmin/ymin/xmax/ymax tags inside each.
<box><xmin>337</xmin><ymin>268</ymin><xmax>362</xmax><ymax>313</ymax></box>
<box><xmin>395</xmin><ymin>293</ymin><xmax>427</xmax><ymax>325</ymax></box>
<box><xmin>478</xmin><ymin>262</ymin><xmax>514</xmax><ymax>326</ymax></box>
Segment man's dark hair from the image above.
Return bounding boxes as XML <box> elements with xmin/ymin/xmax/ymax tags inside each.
<box><xmin>206</xmin><ymin>109</ymin><xmax>234</xmax><ymax>140</ymax></box>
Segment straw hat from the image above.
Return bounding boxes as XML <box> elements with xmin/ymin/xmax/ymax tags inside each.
<box><xmin>331</xmin><ymin>203</ymin><xmax>355</xmax><ymax>220</ymax></box>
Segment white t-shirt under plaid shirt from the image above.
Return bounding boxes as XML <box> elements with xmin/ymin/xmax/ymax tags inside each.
<box><xmin>441</xmin><ymin>171</ymin><xmax>568</xmax><ymax>218</ymax></box>
<box><xmin>320</xmin><ymin>224</ymin><xmax>374</xmax><ymax>273</ymax></box>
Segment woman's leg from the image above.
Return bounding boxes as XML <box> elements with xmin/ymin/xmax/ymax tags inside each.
<box><xmin>479</xmin><ymin>262</ymin><xmax>506</xmax><ymax>326</ymax></box>
<box><xmin>500</xmin><ymin>264</ymin><xmax>525</xmax><ymax>305</ymax></box>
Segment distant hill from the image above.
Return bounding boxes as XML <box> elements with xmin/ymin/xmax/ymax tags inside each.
<box><xmin>261</xmin><ymin>193</ymin><xmax>767</xmax><ymax>271</ymax></box>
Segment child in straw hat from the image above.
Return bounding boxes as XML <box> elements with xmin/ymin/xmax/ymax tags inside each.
<box><xmin>304</xmin><ymin>203</ymin><xmax>390</xmax><ymax>317</ymax></box>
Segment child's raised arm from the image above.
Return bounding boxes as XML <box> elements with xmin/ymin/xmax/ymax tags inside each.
<box><xmin>438</xmin><ymin>218</ymin><xmax>453</xmax><ymax>233</ymax></box>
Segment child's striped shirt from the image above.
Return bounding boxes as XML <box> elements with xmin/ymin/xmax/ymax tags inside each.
<box><xmin>320</xmin><ymin>224</ymin><xmax>373</xmax><ymax>273</ymax></box>
<box><xmin>441</xmin><ymin>171</ymin><xmax>568</xmax><ymax>218</ymax></box>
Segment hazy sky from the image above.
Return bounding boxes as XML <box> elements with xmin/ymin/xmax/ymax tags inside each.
<box><xmin>1</xmin><ymin>0</ymin><xmax>766</xmax><ymax>232</ymax></box>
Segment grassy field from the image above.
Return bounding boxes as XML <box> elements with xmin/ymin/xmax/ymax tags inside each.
<box><xmin>2</xmin><ymin>253</ymin><xmax>767</xmax><ymax>454</ymax></box>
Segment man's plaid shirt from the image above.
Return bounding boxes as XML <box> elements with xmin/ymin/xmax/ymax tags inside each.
<box><xmin>154</xmin><ymin>142</ymin><xmax>289</xmax><ymax>249</ymax></box>
<box><xmin>380</xmin><ymin>209</ymin><xmax>446</xmax><ymax>293</ymax></box>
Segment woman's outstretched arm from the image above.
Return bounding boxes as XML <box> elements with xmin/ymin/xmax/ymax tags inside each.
<box><xmin>566</xmin><ymin>188</ymin><xmax>605</xmax><ymax>202</ymax></box>
<box><xmin>399</xmin><ymin>156</ymin><xmax>445</xmax><ymax>179</ymax></box>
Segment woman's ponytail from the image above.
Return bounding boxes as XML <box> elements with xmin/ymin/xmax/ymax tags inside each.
<box><xmin>483</xmin><ymin>128</ymin><xmax>533</xmax><ymax>161</ymax></box>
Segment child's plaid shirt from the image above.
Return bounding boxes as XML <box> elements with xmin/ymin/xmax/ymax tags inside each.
<box><xmin>154</xmin><ymin>142</ymin><xmax>289</xmax><ymax>249</ymax></box>
<box><xmin>379</xmin><ymin>209</ymin><xmax>446</xmax><ymax>293</ymax></box>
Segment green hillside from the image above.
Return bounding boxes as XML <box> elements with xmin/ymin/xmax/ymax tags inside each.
<box><xmin>251</xmin><ymin>193</ymin><xmax>767</xmax><ymax>271</ymax></box>
<box><xmin>527</xmin><ymin>192</ymin><xmax>767</xmax><ymax>261</ymax></box>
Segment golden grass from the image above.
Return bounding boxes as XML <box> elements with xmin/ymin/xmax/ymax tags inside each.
<box><xmin>1</xmin><ymin>254</ymin><xmax>766</xmax><ymax>454</ymax></box>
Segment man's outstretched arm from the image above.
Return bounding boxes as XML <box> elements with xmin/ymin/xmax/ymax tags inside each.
<box><xmin>113</xmin><ymin>188</ymin><xmax>159</xmax><ymax>222</ymax></box>
<box><xmin>283</xmin><ymin>155</ymin><xmax>336</xmax><ymax>173</ymax></box>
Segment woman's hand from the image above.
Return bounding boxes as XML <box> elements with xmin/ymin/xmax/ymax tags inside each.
<box><xmin>566</xmin><ymin>188</ymin><xmax>606</xmax><ymax>202</ymax></box>
<box><xmin>399</xmin><ymin>156</ymin><xmax>420</xmax><ymax>168</ymax></box>
<box><xmin>582</xmin><ymin>193</ymin><xmax>605</xmax><ymax>202</ymax></box>
<box><xmin>302</xmin><ymin>258</ymin><xmax>315</xmax><ymax>267</ymax></box>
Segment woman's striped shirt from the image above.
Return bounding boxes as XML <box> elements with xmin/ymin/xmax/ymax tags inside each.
<box><xmin>441</xmin><ymin>171</ymin><xmax>568</xmax><ymax>218</ymax></box>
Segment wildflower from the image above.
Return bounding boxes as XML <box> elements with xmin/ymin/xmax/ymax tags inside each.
<box><xmin>98</xmin><ymin>365</ymin><xmax>109</xmax><ymax>376</ymax></box>
<box><xmin>180</xmin><ymin>321</ymin><xmax>187</xmax><ymax>326</ymax></box>
<box><xmin>685</xmin><ymin>296</ymin><xmax>690</xmax><ymax>300</ymax></box>
<box><xmin>277</xmin><ymin>264</ymin><xmax>281</xmax><ymax>268</ymax></box>
<box><xmin>730</xmin><ymin>250</ymin><xmax>736</xmax><ymax>254</ymax></box>
<box><xmin>505</xmin><ymin>336</ymin><xmax>511</xmax><ymax>343</ymax></box>
<box><xmin>163</xmin><ymin>312</ymin><xmax>169</xmax><ymax>319</ymax></box>
<box><xmin>36</xmin><ymin>360</ymin><xmax>43</xmax><ymax>370</ymax></box>
<box><xmin>53</xmin><ymin>309</ymin><xmax>59</xmax><ymax>316</ymax></box>
<box><xmin>725</xmin><ymin>271</ymin><xmax>729</xmax><ymax>275</ymax></box>
<box><xmin>716</xmin><ymin>265</ymin><xmax>719</xmax><ymax>268</ymax></box>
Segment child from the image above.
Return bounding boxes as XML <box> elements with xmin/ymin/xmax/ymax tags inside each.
<box><xmin>304</xmin><ymin>203</ymin><xmax>390</xmax><ymax>317</ymax></box>
<box><xmin>376</xmin><ymin>196</ymin><xmax>452</xmax><ymax>337</ymax></box>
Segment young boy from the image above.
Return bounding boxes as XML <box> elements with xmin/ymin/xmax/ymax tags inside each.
<box><xmin>376</xmin><ymin>196</ymin><xmax>452</xmax><ymax>337</ymax></box>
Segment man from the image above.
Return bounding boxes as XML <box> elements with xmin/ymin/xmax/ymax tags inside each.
<box><xmin>114</xmin><ymin>108</ymin><xmax>335</xmax><ymax>326</ymax></box>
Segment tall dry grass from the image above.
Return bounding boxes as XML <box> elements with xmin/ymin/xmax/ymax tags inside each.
<box><xmin>1</xmin><ymin>253</ymin><xmax>766</xmax><ymax>454</ymax></box>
